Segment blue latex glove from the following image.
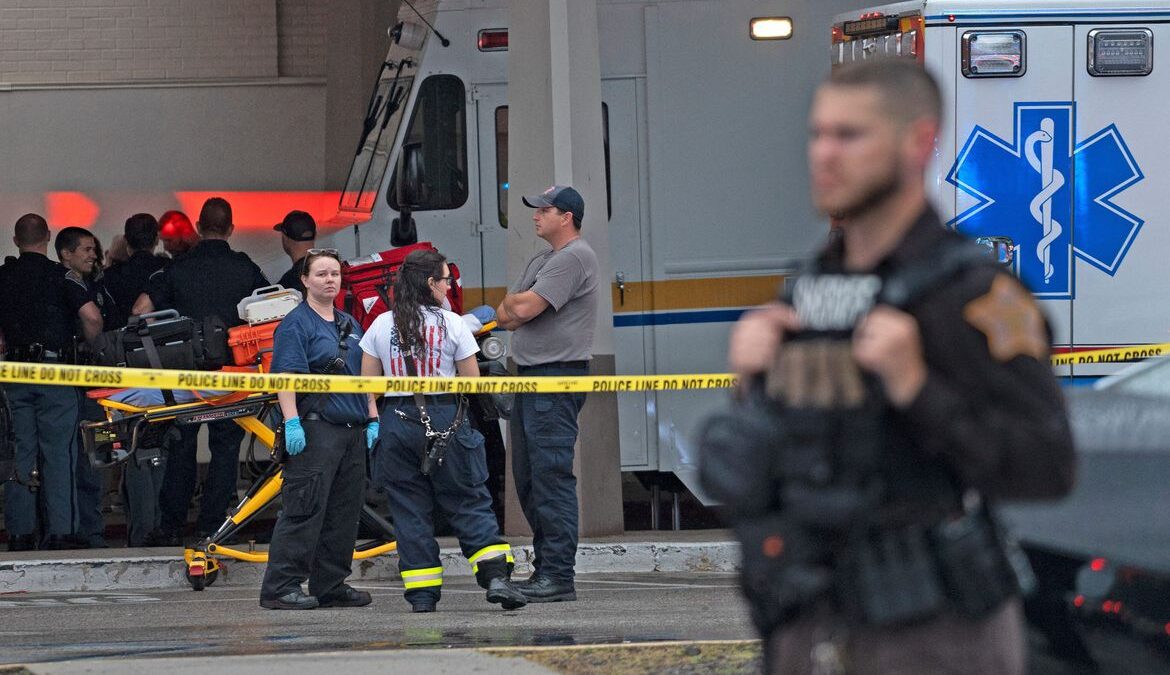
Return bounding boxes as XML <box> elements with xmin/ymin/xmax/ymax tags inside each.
<box><xmin>284</xmin><ymin>417</ymin><xmax>306</xmax><ymax>456</ymax></box>
<box><xmin>366</xmin><ymin>421</ymin><xmax>380</xmax><ymax>451</ymax></box>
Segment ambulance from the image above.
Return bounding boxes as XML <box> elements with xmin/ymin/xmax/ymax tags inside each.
<box><xmin>831</xmin><ymin>1</ymin><xmax>1168</xmax><ymax>380</ymax></box>
<box><xmin>318</xmin><ymin>0</ymin><xmax>869</xmax><ymax>502</ymax></box>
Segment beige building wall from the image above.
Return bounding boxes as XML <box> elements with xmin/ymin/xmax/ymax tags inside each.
<box><xmin>0</xmin><ymin>0</ymin><xmax>396</xmax><ymax>278</ymax></box>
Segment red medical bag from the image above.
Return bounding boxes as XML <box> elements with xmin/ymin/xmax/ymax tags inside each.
<box><xmin>335</xmin><ymin>242</ymin><xmax>463</xmax><ymax>330</ymax></box>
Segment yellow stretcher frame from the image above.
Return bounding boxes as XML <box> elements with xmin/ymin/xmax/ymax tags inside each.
<box><xmin>83</xmin><ymin>389</ymin><xmax>396</xmax><ymax>591</ymax></box>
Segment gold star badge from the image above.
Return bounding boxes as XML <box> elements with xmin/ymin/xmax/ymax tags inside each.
<box><xmin>963</xmin><ymin>275</ymin><xmax>1048</xmax><ymax>362</ymax></box>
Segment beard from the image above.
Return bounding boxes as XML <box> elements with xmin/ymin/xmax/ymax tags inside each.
<box><xmin>819</xmin><ymin>165</ymin><xmax>903</xmax><ymax>221</ymax></box>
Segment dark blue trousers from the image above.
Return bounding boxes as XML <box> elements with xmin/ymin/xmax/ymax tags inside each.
<box><xmin>510</xmin><ymin>363</ymin><xmax>588</xmax><ymax>583</ymax></box>
<box><xmin>374</xmin><ymin>396</ymin><xmax>507</xmax><ymax>605</ymax></box>
<box><xmin>3</xmin><ymin>382</ymin><xmax>79</xmax><ymax>537</ymax></box>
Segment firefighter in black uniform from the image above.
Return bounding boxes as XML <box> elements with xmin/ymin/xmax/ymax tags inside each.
<box><xmin>137</xmin><ymin>197</ymin><xmax>269</xmax><ymax>543</ymax></box>
<box><xmin>57</xmin><ymin>226</ymin><xmax>117</xmax><ymax>549</ymax></box>
<box><xmin>274</xmin><ymin>210</ymin><xmax>316</xmax><ymax>297</ymax></box>
<box><xmin>720</xmin><ymin>61</ymin><xmax>1075</xmax><ymax>675</ymax></box>
<box><xmin>0</xmin><ymin>214</ymin><xmax>80</xmax><ymax>551</ymax></box>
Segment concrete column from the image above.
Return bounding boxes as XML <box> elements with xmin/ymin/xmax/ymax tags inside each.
<box><xmin>324</xmin><ymin>0</ymin><xmax>399</xmax><ymax>190</ymax></box>
<box><xmin>504</xmin><ymin>0</ymin><xmax>624</xmax><ymax>537</ymax></box>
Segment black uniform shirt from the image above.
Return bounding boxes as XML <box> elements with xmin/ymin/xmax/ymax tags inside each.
<box><xmin>62</xmin><ymin>268</ymin><xmax>118</xmax><ymax>334</ymax></box>
<box><xmin>103</xmin><ymin>251</ymin><xmax>168</xmax><ymax>329</ymax></box>
<box><xmin>0</xmin><ymin>252</ymin><xmax>74</xmax><ymax>353</ymax></box>
<box><xmin>814</xmin><ymin>207</ymin><xmax>1075</xmax><ymax>505</ymax></box>
<box><xmin>149</xmin><ymin>239</ymin><xmax>268</xmax><ymax>327</ymax></box>
<box><xmin>277</xmin><ymin>261</ymin><xmax>306</xmax><ymax>297</ymax></box>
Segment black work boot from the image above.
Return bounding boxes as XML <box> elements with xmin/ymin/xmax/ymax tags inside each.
<box><xmin>517</xmin><ymin>575</ymin><xmax>576</xmax><ymax>603</ymax></box>
<box><xmin>476</xmin><ymin>557</ymin><xmax>528</xmax><ymax>610</ymax></box>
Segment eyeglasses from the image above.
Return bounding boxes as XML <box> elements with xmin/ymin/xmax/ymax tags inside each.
<box><xmin>307</xmin><ymin>247</ymin><xmax>340</xmax><ymax>257</ymax></box>
<box><xmin>433</xmin><ymin>276</ymin><xmax>453</xmax><ymax>284</ymax></box>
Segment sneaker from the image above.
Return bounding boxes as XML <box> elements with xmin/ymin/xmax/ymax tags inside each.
<box><xmin>485</xmin><ymin>577</ymin><xmax>528</xmax><ymax>610</ymax></box>
<box><xmin>517</xmin><ymin>575</ymin><xmax>576</xmax><ymax>603</ymax></box>
<box><xmin>318</xmin><ymin>586</ymin><xmax>372</xmax><ymax>608</ymax></box>
<box><xmin>260</xmin><ymin>590</ymin><xmax>319</xmax><ymax>610</ymax></box>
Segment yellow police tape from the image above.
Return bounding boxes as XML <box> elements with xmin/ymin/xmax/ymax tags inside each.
<box><xmin>1050</xmin><ymin>342</ymin><xmax>1170</xmax><ymax>367</ymax></box>
<box><xmin>3</xmin><ymin>344</ymin><xmax>1168</xmax><ymax>395</ymax></box>
<box><xmin>0</xmin><ymin>361</ymin><xmax>738</xmax><ymax>394</ymax></box>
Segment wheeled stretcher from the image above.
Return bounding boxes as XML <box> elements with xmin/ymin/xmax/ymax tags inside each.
<box><xmin>80</xmin><ymin>386</ymin><xmax>397</xmax><ymax>591</ymax></box>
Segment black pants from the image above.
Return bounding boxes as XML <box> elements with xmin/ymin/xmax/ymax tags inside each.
<box><xmin>260</xmin><ymin>419</ymin><xmax>366</xmax><ymax>600</ymax></box>
<box><xmin>159</xmin><ymin>419</ymin><xmax>246</xmax><ymax>535</ymax></box>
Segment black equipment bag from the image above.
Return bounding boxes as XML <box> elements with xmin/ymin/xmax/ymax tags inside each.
<box><xmin>91</xmin><ymin>310</ymin><xmax>228</xmax><ymax>371</ymax></box>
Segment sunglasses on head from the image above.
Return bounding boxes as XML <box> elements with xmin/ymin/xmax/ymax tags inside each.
<box><xmin>307</xmin><ymin>247</ymin><xmax>340</xmax><ymax>257</ymax></box>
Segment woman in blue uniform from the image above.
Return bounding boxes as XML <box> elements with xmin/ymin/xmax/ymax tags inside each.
<box><xmin>259</xmin><ymin>248</ymin><xmax>379</xmax><ymax>610</ymax></box>
<box><xmin>360</xmin><ymin>249</ymin><xmax>526</xmax><ymax>613</ymax></box>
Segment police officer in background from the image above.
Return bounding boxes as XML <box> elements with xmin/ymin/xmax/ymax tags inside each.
<box><xmin>0</xmin><ymin>214</ymin><xmax>80</xmax><ymax>551</ymax></box>
<box><xmin>721</xmin><ymin>61</ymin><xmax>1075</xmax><ymax>674</ymax></box>
<box><xmin>105</xmin><ymin>213</ymin><xmax>167</xmax><ymax>330</ymax></box>
<box><xmin>57</xmin><ymin>226</ymin><xmax>117</xmax><ymax>549</ymax></box>
<box><xmin>138</xmin><ymin>197</ymin><xmax>269</xmax><ymax>543</ymax></box>
<box><xmin>103</xmin><ymin>213</ymin><xmax>171</xmax><ymax>546</ymax></box>
<box><xmin>274</xmin><ymin>210</ymin><xmax>316</xmax><ymax>297</ymax></box>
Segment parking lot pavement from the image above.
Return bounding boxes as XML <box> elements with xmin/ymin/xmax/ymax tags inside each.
<box><xmin>0</xmin><ymin>572</ymin><xmax>752</xmax><ymax>666</ymax></box>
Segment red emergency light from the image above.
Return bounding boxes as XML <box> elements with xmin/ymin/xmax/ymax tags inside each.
<box><xmin>478</xmin><ymin>29</ymin><xmax>508</xmax><ymax>52</ymax></box>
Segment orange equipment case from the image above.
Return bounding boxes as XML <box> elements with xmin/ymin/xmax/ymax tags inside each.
<box><xmin>228</xmin><ymin>321</ymin><xmax>279</xmax><ymax>372</ymax></box>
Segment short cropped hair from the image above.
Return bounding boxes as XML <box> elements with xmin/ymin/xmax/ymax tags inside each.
<box><xmin>827</xmin><ymin>60</ymin><xmax>941</xmax><ymax>126</ymax></box>
<box><xmin>14</xmin><ymin>213</ymin><xmax>49</xmax><ymax>248</ymax></box>
<box><xmin>54</xmin><ymin>226</ymin><xmax>95</xmax><ymax>257</ymax></box>
<box><xmin>197</xmin><ymin>197</ymin><xmax>233</xmax><ymax>236</ymax></box>
<box><xmin>124</xmin><ymin>213</ymin><xmax>160</xmax><ymax>252</ymax></box>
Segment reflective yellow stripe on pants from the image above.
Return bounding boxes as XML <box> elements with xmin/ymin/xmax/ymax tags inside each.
<box><xmin>468</xmin><ymin>544</ymin><xmax>513</xmax><ymax>574</ymax></box>
<box><xmin>401</xmin><ymin>566</ymin><xmax>443</xmax><ymax>589</ymax></box>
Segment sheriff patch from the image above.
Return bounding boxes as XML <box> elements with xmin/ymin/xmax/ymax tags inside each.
<box><xmin>963</xmin><ymin>275</ymin><xmax>1047</xmax><ymax>362</ymax></box>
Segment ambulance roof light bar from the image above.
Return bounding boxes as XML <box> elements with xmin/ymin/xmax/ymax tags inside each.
<box><xmin>751</xmin><ymin>17</ymin><xmax>793</xmax><ymax>41</ymax></box>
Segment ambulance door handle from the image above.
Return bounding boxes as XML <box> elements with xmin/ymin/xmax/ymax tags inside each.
<box><xmin>616</xmin><ymin>271</ymin><xmax>626</xmax><ymax>306</ymax></box>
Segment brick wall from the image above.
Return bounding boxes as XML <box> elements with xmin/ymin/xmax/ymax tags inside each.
<box><xmin>277</xmin><ymin>0</ymin><xmax>328</xmax><ymax>78</ymax></box>
<box><xmin>0</xmin><ymin>0</ymin><xmax>333</xmax><ymax>84</ymax></box>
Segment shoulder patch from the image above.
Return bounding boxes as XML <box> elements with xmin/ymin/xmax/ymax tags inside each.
<box><xmin>963</xmin><ymin>275</ymin><xmax>1048</xmax><ymax>362</ymax></box>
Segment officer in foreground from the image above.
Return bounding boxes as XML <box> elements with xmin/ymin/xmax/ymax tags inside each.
<box><xmin>714</xmin><ymin>61</ymin><xmax>1075</xmax><ymax>674</ymax></box>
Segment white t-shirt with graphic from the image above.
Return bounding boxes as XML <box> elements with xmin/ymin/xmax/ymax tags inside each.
<box><xmin>359</xmin><ymin>307</ymin><xmax>479</xmax><ymax>397</ymax></box>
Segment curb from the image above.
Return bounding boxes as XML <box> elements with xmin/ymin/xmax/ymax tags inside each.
<box><xmin>0</xmin><ymin>541</ymin><xmax>741</xmax><ymax>593</ymax></box>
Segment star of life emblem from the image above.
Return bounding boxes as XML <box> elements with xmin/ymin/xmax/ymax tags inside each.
<box><xmin>946</xmin><ymin>103</ymin><xmax>1144</xmax><ymax>299</ymax></box>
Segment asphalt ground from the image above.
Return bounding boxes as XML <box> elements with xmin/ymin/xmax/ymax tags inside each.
<box><xmin>0</xmin><ymin>572</ymin><xmax>752</xmax><ymax>665</ymax></box>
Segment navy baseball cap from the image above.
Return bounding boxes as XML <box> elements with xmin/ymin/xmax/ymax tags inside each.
<box><xmin>522</xmin><ymin>185</ymin><xmax>584</xmax><ymax>226</ymax></box>
<box><xmin>273</xmin><ymin>210</ymin><xmax>316</xmax><ymax>241</ymax></box>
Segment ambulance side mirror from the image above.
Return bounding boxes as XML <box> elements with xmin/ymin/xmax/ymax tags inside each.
<box><xmin>976</xmin><ymin>236</ymin><xmax>1016</xmax><ymax>267</ymax></box>
<box><xmin>395</xmin><ymin>142</ymin><xmax>425</xmax><ymax>208</ymax></box>
<box><xmin>392</xmin><ymin>208</ymin><xmax>418</xmax><ymax>247</ymax></box>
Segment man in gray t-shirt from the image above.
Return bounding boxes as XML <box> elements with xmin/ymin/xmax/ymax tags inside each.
<box><xmin>496</xmin><ymin>184</ymin><xmax>598</xmax><ymax>603</ymax></box>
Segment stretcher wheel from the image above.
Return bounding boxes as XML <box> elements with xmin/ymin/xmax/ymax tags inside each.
<box><xmin>186</xmin><ymin>569</ymin><xmax>206</xmax><ymax>591</ymax></box>
<box><xmin>185</xmin><ymin>555</ymin><xmax>220</xmax><ymax>591</ymax></box>
<box><xmin>185</xmin><ymin>565</ymin><xmax>219</xmax><ymax>590</ymax></box>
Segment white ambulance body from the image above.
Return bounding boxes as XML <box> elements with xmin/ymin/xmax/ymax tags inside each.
<box><xmin>319</xmin><ymin>0</ymin><xmax>868</xmax><ymax>497</ymax></box>
<box><xmin>832</xmin><ymin>1</ymin><xmax>1170</xmax><ymax>379</ymax></box>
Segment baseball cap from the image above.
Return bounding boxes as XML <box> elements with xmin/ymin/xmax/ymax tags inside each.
<box><xmin>273</xmin><ymin>210</ymin><xmax>317</xmax><ymax>242</ymax></box>
<box><xmin>522</xmin><ymin>185</ymin><xmax>584</xmax><ymax>226</ymax></box>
